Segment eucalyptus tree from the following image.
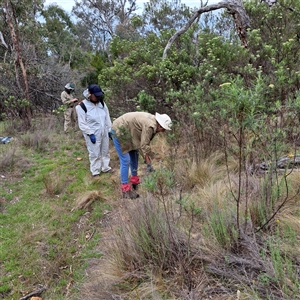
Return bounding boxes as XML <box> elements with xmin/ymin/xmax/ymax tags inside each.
<box><xmin>0</xmin><ymin>0</ymin><xmax>46</xmax><ymax>125</ymax></box>
<box><xmin>163</xmin><ymin>0</ymin><xmax>250</xmax><ymax>58</ymax></box>
<box><xmin>41</xmin><ymin>4</ymin><xmax>89</xmax><ymax>69</ymax></box>
<box><xmin>142</xmin><ymin>0</ymin><xmax>192</xmax><ymax>33</ymax></box>
<box><xmin>0</xmin><ymin>0</ymin><xmax>89</xmax><ymax>125</ymax></box>
<box><xmin>72</xmin><ymin>0</ymin><xmax>138</xmax><ymax>52</ymax></box>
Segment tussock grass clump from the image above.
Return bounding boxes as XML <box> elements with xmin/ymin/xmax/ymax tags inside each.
<box><xmin>119</xmin><ymin>198</ymin><xmax>189</xmax><ymax>273</ymax></box>
<box><xmin>1</xmin><ymin>118</ymin><xmax>26</xmax><ymax>136</ymax></box>
<box><xmin>80</xmin><ymin>196</ymin><xmax>214</xmax><ymax>299</ymax></box>
<box><xmin>31</xmin><ymin>114</ymin><xmax>63</xmax><ymax>133</ymax></box>
<box><xmin>18</xmin><ymin>115</ymin><xmax>65</xmax><ymax>151</ymax></box>
<box><xmin>42</xmin><ymin>172</ymin><xmax>66</xmax><ymax>196</ymax></box>
<box><xmin>20</xmin><ymin>131</ymin><xmax>51</xmax><ymax>151</ymax></box>
<box><xmin>72</xmin><ymin>190</ymin><xmax>106</xmax><ymax>211</ymax></box>
<box><xmin>151</xmin><ymin>133</ymin><xmax>170</xmax><ymax>158</ymax></box>
<box><xmin>172</xmin><ymin>151</ymin><xmax>228</xmax><ymax>190</ymax></box>
<box><xmin>0</xmin><ymin>144</ymin><xmax>32</xmax><ymax>173</ymax></box>
<box><xmin>0</xmin><ymin>147</ymin><xmax>17</xmax><ymax>172</ymax></box>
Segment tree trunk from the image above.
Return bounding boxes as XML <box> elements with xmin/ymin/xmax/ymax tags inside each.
<box><xmin>4</xmin><ymin>0</ymin><xmax>31</xmax><ymax>127</ymax></box>
<box><xmin>163</xmin><ymin>0</ymin><xmax>251</xmax><ymax>59</ymax></box>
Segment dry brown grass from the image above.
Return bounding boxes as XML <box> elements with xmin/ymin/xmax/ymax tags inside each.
<box><xmin>171</xmin><ymin>149</ymin><xmax>239</xmax><ymax>191</ymax></box>
<box><xmin>0</xmin><ymin>143</ymin><xmax>32</xmax><ymax>173</ymax></box>
<box><xmin>151</xmin><ymin>133</ymin><xmax>171</xmax><ymax>160</ymax></box>
<box><xmin>76</xmin><ymin>133</ymin><xmax>300</xmax><ymax>300</ymax></box>
<box><xmin>42</xmin><ymin>172</ymin><xmax>66</xmax><ymax>196</ymax></box>
<box><xmin>72</xmin><ymin>191</ymin><xmax>107</xmax><ymax>211</ymax></box>
<box><xmin>0</xmin><ymin>146</ymin><xmax>17</xmax><ymax>172</ymax></box>
<box><xmin>19</xmin><ymin>130</ymin><xmax>51</xmax><ymax>151</ymax></box>
<box><xmin>79</xmin><ymin>195</ymin><xmax>220</xmax><ymax>300</ymax></box>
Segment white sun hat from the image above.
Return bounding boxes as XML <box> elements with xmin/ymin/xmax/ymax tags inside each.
<box><xmin>155</xmin><ymin>112</ymin><xmax>172</xmax><ymax>130</ymax></box>
<box><xmin>65</xmin><ymin>83</ymin><xmax>75</xmax><ymax>90</ymax></box>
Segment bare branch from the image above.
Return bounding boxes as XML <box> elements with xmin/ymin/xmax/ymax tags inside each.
<box><xmin>0</xmin><ymin>31</ymin><xmax>8</xmax><ymax>49</ymax></box>
<box><xmin>18</xmin><ymin>285</ymin><xmax>47</xmax><ymax>300</ymax></box>
<box><xmin>163</xmin><ymin>0</ymin><xmax>251</xmax><ymax>59</ymax></box>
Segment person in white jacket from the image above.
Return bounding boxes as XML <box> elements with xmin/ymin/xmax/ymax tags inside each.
<box><xmin>76</xmin><ymin>84</ymin><xmax>113</xmax><ymax>177</ymax></box>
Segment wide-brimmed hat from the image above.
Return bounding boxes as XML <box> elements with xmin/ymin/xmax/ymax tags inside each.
<box><xmin>155</xmin><ymin>112</ymin><xmax>172</xmax><ymax>130</ymax></box>
<box><xmin>88</xmin><ymin>84</ymin><xmax>104</xmax><ymax>97</ymax></box>
<box><xmin>65</xmin><ymin>83</ymin><xmax>75</xmax><ymax>90</ymax></box>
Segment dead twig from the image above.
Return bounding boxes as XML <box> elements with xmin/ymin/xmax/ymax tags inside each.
<box><xmin>18</xmin><ymin>285</ymin><xmax>47</xmax><ymax>300</ymax></box>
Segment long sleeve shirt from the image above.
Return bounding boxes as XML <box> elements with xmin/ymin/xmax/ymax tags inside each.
<box><xmin>112</xmin><ymin>112</ymin><xmax>157</xmax><ymax>156</ymax></box>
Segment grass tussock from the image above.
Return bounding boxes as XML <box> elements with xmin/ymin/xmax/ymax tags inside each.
<box><xmin>20</xmin><ymin>130</ymin><xmax>51</xmax><ymax>151</ymax></box>
<box><xmin>0</xmin><ymin>147</ymin><xmax>17</xmax><ymax>172</ymax></box>
<box><xmin>31</xmin><ymin>114</ymin><xmax>63</xmax><ymax>133</ymax></box>
<box><xmin>81</xmin><ymin>142</ymin><xmax>300</xmax><ymax>300</ymax></box>
<box><xmin>151</xmin><ymin>133</ymin><xmax>171</xmax><ymax>160</ymax></box>
<box><xmin>174</xmin><ymin>151</ymin><xmax>228</xmax><ymax>190</ymax></box>
<box><xmin>72</xmin><ymin>190</ymin><xmax>107</xmax><ymax>211</ymax></box>
<box><xmin>0</xmin><ymin>144</ymin><xmax>32</xmax><ymax>173</ymax></box>
<box><xmin>42</xmin><ymin>172</ymin><xmax>67</xmax><ymax>196</ymax></box>
<box><xmin>1</xmin><ymin>118</ymin><xmax>27</xmax><ymax>136</ymax></box>
<box><xmin>2</xmin><ymin>115</ymin><xmax>300</xmax><ymax>300</ymax></box>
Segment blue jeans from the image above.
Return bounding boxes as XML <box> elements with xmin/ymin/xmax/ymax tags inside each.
<box><xmin>112</xmin><ymin>134</ymin><xmax>139</xmax><ymax>184</ymax></box>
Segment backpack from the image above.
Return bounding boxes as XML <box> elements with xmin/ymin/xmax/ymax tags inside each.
<box><xmin>78</xmin><ymin>101</ymin><xmax>87</xmax><ymax>113</ymax></box>
<box><xmin>78</xmin><ymin>95</ymin><xmax>105</xmax><ymax>113</ymax></box>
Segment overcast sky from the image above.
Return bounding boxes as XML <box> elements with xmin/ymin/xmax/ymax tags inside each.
<box><xmin>44</xmin><ymin>0</ymin><xmax>219</xmax><ymax>13</ymax></box>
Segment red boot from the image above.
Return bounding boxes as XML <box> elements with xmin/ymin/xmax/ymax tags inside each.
<box><xmin>121</xmin><ymin>183</ymin><xmax>139</xmax><ymax>199</ymax></box>
<box><xmin>130</xmin><ymin>175</ymin><xmax>140</xmax><ymax>190</ymax></box>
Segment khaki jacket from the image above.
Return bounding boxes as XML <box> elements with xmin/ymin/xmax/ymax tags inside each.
<box><xmin>61</xmin><ymin>91</ymin><xmax>75</xmax><ymax>108</ymax></box>
<box><xmin>112</xmin><ymin>112</ymin><xmax>157</xmax><ymax>156</ymax></box>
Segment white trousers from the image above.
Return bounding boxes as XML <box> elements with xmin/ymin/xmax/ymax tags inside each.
<box><xmin>84</xmin><ymin>133</ymin><xmax>111</xmax><ymax>176</ymax></box>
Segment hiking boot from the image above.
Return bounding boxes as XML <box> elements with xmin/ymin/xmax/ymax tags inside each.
<box><xmin>105</xmin><ymin>168</ymin><xmax>115</xmax><ymax>173</ymax></box>
<box><xmin>130</xmin><ymin>175</ymin><xmax>140</xmax><ymax>191</ymax></box>
<box><xmin>122</xmin><ymin>190</ymin><xmax>139</xmax><ymax>199</ymax></box>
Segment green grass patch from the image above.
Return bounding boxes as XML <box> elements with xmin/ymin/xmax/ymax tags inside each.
<box><xmin>0</xmin><ymin>124</ymin><xmax>114</xmax><ymax>299</ymax></box>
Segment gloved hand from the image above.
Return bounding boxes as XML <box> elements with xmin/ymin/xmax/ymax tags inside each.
<box><xmin>146</xmin><ymin>164</ymin><xmax>154</xmax><ymax>172</ymax></box>
<box><xmin>108</xmin><ymin>132</ymin><xmax>112</xmax><ymax>140</ymax></box>
<box><xmin>89</xmin><ymin>134</ymin><xmax>96</xmax><ymax>144</ymax></box>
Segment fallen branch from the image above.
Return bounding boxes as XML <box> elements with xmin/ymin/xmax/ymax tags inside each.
<box><xmin>19</xmin><ymin>285</ymin><xmax>47</xmax><ymax>300</ymax></box>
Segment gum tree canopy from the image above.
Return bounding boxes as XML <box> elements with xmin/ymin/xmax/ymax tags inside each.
<box><xmin>163</xmin><ymin>0</ymin><xmax>251</xmax><ymax>59</ymax></box>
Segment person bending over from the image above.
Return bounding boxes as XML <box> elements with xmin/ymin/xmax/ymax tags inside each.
<box><xmin>111</xmin><ymin>111</ymin><xmax>172</xmax><ymax>199</ymax></box>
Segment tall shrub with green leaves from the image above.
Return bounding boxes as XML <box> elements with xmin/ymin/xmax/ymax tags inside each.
<box><xmin>245</xmin><ymin>0</ymin><xmax>300</xmax><ymax>102</ymax></box>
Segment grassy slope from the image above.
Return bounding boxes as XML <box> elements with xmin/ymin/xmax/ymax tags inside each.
<box><xmin>1</xmin><ymin>116</ymin><xmax>300</xmax><ymax>300</ymax></box>
<box><xmin>0</xmin><ymin>117</ymin><xmax>120</xmax><ymax>299</ymax></box>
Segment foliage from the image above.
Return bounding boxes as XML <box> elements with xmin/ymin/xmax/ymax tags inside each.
<box><xmin>41</xmin><ymin>4</ymin><xmax>81</xmax><ymax>66</ymax></box>
<box><xmin>1</xmin><ymin>0</ymin><xmax>300</xmax><ymax>298</ymax></box>
<box><xmin>142</xmin><ymin>0</ymin><xmax>192</xmax><ymax>33</ymax></box>
<box><xmin>72</xmin><ymin>0</ymin><xmax>138</xmax><ymax>51</ymax></box>
<box><xmin>0</xmin><ymin>1</ymin><xmax>90</xmax><ymax>123</ymax></box>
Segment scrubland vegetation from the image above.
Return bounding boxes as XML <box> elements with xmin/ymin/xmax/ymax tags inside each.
<box><xmin>1</xmin><ymin>108</ymin><xmax>300</xmax><ymax>299</ymax></box>
<box><xmin>1</xmin><ymin>0</ymin><xmax>300</xmax><ymax>299</ymax></box>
